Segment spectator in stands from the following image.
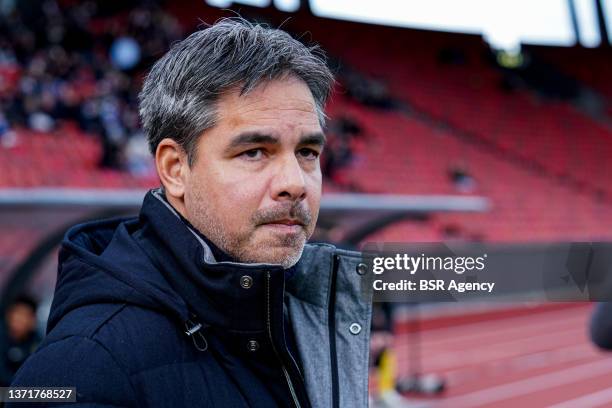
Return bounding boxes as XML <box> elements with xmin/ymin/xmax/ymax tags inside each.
<box><xmin>0</xmin><ymin>110</ymin><xmax>17</xmax><ymax>147</ymax></box>
<box><xmin>341</xmin><ymin>67</ymin><xmax>399</xmax><ymax>109</ymax></box>
<box><xmin>322</xmin><ymin>115</ymin><xmax>365</xmax><ymax>189</ymax></box>
<box><xmin>0</xmin><ymin>0</ymin><xmax>182</xmax><ymax>172</ymax></box>
<box><xmin>441</xmin><ymin>223</ymin><xmax>463</xmax><ymax>241</ymax></box>
<box><xmin>322</xmin><ymin>131</ymin><xmax>352</xmax><ymax>179</ymax></box>
<box><xmin>448</xmin><ymin>164</ymin><xmax>477</xmax><ymax>193</ymax></box>
<box><xmin>0</xmin><ymin>295</ymin><xmax>41</xmax><ymax>387</ymax></box>
<box><xmin>335</xmin><ymin>115</ymin><xmax>363</xmax><ymax>136</ymax></box>
<box><xmin>9</xmin><ymin>18</ymin><xmax>372</xmax><ymax>407</ymax></box>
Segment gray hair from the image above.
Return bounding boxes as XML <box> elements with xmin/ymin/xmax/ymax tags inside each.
<box><xmin>138</xmin><ymin>17</ymin><xmax>335</xmax><ymax>165</ymax></box>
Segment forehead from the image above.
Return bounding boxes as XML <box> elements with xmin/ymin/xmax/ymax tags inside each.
<box><xmin>216</xmin><ymin>76</ymin><xmax>321</xmax><ymax>133</ymax></box>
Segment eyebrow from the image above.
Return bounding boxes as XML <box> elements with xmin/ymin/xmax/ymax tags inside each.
<box><xmin>299</xmin><ymin>132</ymin><xmax>327</xmax><ymax>147</ymax></box>
<box><xmin>225</xmin><ymin>131</ymin><xmax>326</xmax><ymax>152</ymax></box>
<box><xmin>226</xmin><ymin>132</ymin><xmax>279</xmax><ymax>151</ymax></box>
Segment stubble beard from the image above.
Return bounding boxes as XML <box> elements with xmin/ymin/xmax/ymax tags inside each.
<box><xmin>187</xmin><ymin>189</ymin><xmax>310</xmax><ymax>269</ymax></box>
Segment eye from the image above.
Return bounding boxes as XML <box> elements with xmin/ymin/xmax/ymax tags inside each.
<box><xmin>240</xmin><ymin>148</ymin><xmax>264</xmax><ymax>160</ymax></box>
<box><xmin>297</xmin><ymin>148</ymin><xmax>320</xmax><ymax>160</ymax></box>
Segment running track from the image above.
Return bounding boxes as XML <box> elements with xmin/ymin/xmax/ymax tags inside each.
<box><xmin>372</xmin><ymin>303</ymin><xmax>612</xmax><ymax>407</ymax></box>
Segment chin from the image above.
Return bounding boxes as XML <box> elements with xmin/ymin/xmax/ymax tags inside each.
<box><xmin>247</xmin><ymin>245</ymin><xmax>305</xmax><ymax>269</ymax></box>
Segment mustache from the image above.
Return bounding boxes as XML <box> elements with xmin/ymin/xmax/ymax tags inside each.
<box><xmin>253</xmin><ymin>203</ymin><xmax>312</xmax><ymax>227</ymax></box>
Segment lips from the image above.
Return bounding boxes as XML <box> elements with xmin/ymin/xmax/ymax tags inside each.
<box><xmin>265</xmin><ymin>219</ymin><xmax>304</xmax><ymax>226</ymax></box>
<box><xmin>259</xmin><ymin>219</ymin><xmax>305</xmax><ymax>234</ymax></box>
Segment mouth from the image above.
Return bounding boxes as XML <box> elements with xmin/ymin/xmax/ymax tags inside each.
<box><xmin>260</xmin><ymin>219</ymin><xmax>305</xmax><ymax>233</ymax></box>
<box><xmin>265</xmin><ymin>219</ymin><xmax>304</xmax><ymax>226</ymax></box>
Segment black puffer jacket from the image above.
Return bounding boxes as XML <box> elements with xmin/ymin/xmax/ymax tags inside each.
<box><xmin>10</xmin><ymin>190</ymin><xmax>373</xmax><ymax>407</ymax></box>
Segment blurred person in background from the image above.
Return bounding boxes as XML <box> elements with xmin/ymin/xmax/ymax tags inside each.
<box><xmin>0</xmin><ymin>295</ymin><xmax>40</xmax><ymax>387</ymax></box>
<box><xmin>590</xmin><ymin>302</ymin><xmax>612</xmax><ymax>350</ymax></box>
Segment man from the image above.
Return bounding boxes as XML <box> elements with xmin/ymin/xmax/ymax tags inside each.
<box><xmin>10</xmin><ymin>18</ymin><xmax>373</xmax><ymax>407</ymax></box>
<box><xmin>0</xmin><ymin>295</ymin><xmax>41</xmax><ymax>386</ymax></box>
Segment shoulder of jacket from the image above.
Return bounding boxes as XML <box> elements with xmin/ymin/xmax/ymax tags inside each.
<box><xmin>10</xmin><ymin>334</ymin><xmax>139</xmax><ymax>406</ymax></box>
<box><xmin>47</xmin><ymin>303</ymin><xmax>190</xmax><ymax>375</ymax></box>
<box><xmin>46</xmin><ymin>303</ymin><xmax>131</xmax><ymax>341</ymax></box>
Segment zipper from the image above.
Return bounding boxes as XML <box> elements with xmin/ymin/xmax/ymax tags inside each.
<box><xmin>328</xmin><ymin>255</ymin><xmax>340</xmax><ymax>408</ymax></box>
<box><xmin>287</xmin><ymin>337</ymin><xmax>304</xmax><ymax>380</ymax></box>
<box><xmin>266</xmin><ymin>271</ymin><xmax>302</xmax><ymax>408</ymax></box>
<box><xmin>283</xmin><ymin>302</ymin><xmax>305</xmax><ymax>380</ymax></box>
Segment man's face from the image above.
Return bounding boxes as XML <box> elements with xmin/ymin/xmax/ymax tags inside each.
<box><xmin>183</xmin><ymin>76</ymin><xmax>324</xmax><ymax>268</ymax></box>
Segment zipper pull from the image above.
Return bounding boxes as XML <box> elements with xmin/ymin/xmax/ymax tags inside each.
<box><xmin>184</xmin><ymin>318</ymin><xmax>209</xmax><ymax>352</ymax></box>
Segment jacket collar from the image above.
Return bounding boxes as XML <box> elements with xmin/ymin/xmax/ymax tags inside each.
<box><xmin>136</xmin><ymin>188</ymin><xmax>288</xmax><ymax>334</ymax></box>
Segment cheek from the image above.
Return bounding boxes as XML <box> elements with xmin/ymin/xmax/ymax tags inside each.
<box><xmin>203</xmin><ymin>167</ymin><xmax>269</xmax><ymax>222</ymax></box>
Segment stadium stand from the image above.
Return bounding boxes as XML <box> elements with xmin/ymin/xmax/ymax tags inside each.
<box><xmin>529</xmin><ymin>45</ymin><xmax>612</xmax><ymax>98</ymax></box>
<box><xmin>2</xmin><ymin>2</ymin><xmax>612</xmax><ymax>406</ymax></box>
<box><xmin>1</xmin><ymin>2</ymin><xmax>611</xmax><ymax>246</ymax></box>
<box><xmin>291</xmin><ymin>17</ymin><xmax>610</xmax><ymax>242</ymax></box>
<box><xmin>0</xmin><ymin>125</ymin><xmax>155</xmax><ymax>187</ymax></box>
<box><xmin>327</xmin><ymin>95</ymin><xmax>612</xmax><ymax>242</ymax></box>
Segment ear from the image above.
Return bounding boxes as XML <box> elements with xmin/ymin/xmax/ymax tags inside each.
<box><xmin>155</xmin><ymin>138</ymin><xmax>189</xmax><ymax>200</ymax></box>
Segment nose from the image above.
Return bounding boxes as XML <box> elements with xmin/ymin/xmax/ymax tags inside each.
<box><xmin>271</xmin><ymin>154</ymin><xmax>307</xmax><ymax>202</ymax></box>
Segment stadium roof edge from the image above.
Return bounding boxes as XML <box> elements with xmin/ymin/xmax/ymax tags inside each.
<box><xmin>0</xmin><ymin>188</ymin><xmax>490</xmax><ymax>213</ymax></box>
